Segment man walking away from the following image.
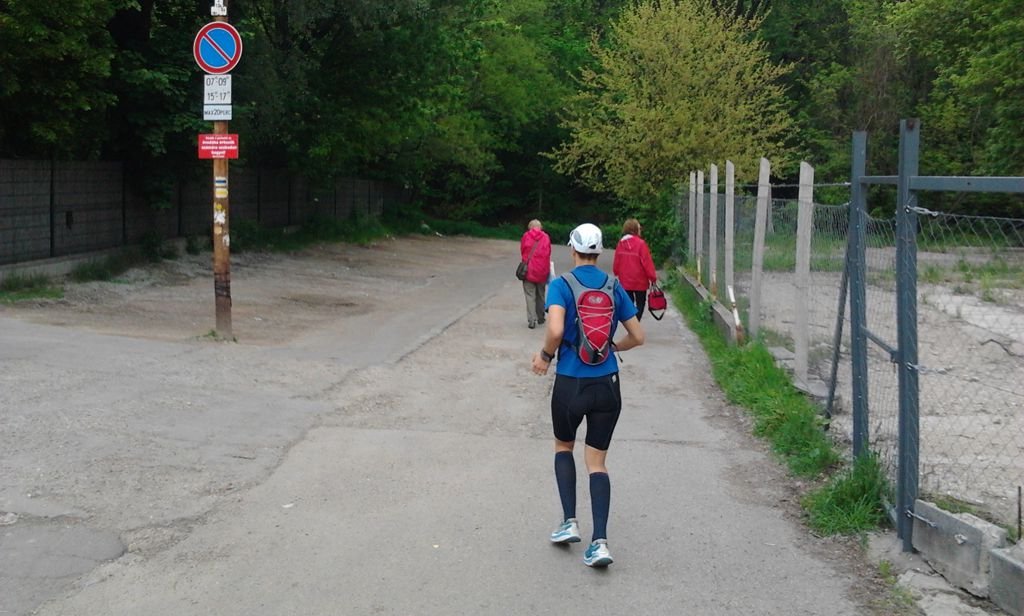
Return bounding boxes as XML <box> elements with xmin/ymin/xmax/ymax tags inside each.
<box><xmin>531</xmin><ymin>223</ymin><xmax>645</xmax><ymax>567</ymax></box>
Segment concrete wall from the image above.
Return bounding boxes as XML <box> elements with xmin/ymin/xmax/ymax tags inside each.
<box><xmin>912</xmin><ymin>500</ymin><xmax>1024</xmax><ymax>615</ymax></box>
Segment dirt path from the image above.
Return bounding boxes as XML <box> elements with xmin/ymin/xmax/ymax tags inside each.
<box><xmin>2</xmin><ymin>236</ymin><xmax>887</xmax><ymax>615</ymax></box>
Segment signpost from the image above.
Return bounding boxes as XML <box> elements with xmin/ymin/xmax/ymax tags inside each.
<box><xmin>194</xmin><ymin>2</ymin><xmax>241</xmax><ymax>337</ymax></box>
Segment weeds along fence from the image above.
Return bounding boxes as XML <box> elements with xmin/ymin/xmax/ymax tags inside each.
<box><xmin>682</xmin><ymin>120</ymin><xmax>1024</xmax><ymax>550</ymax></box>
<box><xmin>0</xmin><ymin>159</ymin><xmax>409</xmax><ymax>267</ymax></box>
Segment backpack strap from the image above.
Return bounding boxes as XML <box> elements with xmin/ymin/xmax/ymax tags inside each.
<box><xmin>560</xmin><ymin>271</ymin><xmax>617</xmax><ymax>358</ymax></box>
<box><xmin>561</xmin><ymin>271</ymin><xmax>615</xmax><ymax>296</ymax></box>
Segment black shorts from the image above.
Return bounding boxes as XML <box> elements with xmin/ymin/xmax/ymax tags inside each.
<box><xmin>551</xmin><ymin>373</ymin><xmax>622</xmax><ymax>451</ymax></box>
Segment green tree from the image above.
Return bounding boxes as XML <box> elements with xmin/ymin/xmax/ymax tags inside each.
<box><xmin>550</xmin><ymin>0</ymin><xmax>793</xmax><ymax>205</ymax></box>
<box><xmin>0</xmin><ymin>0</ymin><xmax>126</xmax><ymax>157</ymax></box>
<box><xmin>758</xmin><ymin>0</ymin><xmax>909</xmax><ymax>186</ymax></box>
<box><xmin>891</xmin><ymin>0</ymin><xmax>1024</xmax><ymax>178</ymax></box>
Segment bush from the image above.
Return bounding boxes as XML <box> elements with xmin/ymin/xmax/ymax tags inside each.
<box><xmin>185</xmin><ymin>235</ymin><xmax>205</xmax><ymax>255</ymax></box>
<box><xmin>138</xmin><ymin>231</ymin><xmax>179</xmax><ymax>262</ymax></box>
<box><xmin>229</xmin><ymin>219</ymin><xmax>264</xmax><ymax>253</ymax></box>
<box><xmin>140</xmin><ymin>231</ymin><xmax>164</xmax><ymax>263</ymax></box>
<box><xmin>69</xmin><ymin>250</ymin><xmax>138</xmax><ymax>282</ymax></box>
<box><xmin>803</xmin><ymin>454</ymin><xmax>890</xmax><ymax>534</ymax></box>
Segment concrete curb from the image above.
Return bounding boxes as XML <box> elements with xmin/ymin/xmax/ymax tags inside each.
<box><xmin>912</xmin><ymin>499</ymin><xmax>1024</xmax><ymax>615</ymax></box>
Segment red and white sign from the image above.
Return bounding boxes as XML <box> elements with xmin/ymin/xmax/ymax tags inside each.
<box><xmin>198</xmin><ymin>134</ymin><xmax>239</xmax><ymax>159</ymax></box>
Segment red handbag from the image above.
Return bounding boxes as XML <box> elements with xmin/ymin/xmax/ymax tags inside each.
<box><xmin>647</xmin><ymin>283</ymin><xmax>667</xmax><ymax>320</ymax></box>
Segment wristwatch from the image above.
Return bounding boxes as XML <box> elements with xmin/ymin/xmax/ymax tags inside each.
<box><xmin>540</xmin><ymin>349</ymin><xmax>555</xmax><ymax>362</ymax></box>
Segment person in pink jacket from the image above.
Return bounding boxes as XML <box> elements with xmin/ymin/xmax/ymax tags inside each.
<box><xmin>612</xmin><ymin>218</ymin><xmax>658</xmax><ymax>320</ymax></box>
<box><xmin>520</xmin><ymin>219</ymin><xmax>553</xmax><ymax>329</ymax></box>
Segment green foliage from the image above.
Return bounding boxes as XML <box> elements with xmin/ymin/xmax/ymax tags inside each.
<box><xmin>890</xmin><ymin>0</ymin><xmax>1024</xmax><ymax>179</ymax></box>
<box><xmin>69</xmin><ymin>250</ymin><xmax>138</xmax><ymax>282</ymax></box>
<box><xmin>140</xmin><ymin>231</ymin><xmax>177</xmax><ymax>262</ymax></box>
<box><xmin>185</xmin><ymin>235</ymin><xmax>205</xmax><ymax>255</ymax></box>
<box><xmin>229</xmin><ymin>214</ymin><xmax>394</xmax><ymax>253</ymax></box>
<box><xmin>802</xmin><ymin>454</ymin><xmax>890</xmax><ymax>535</ymax></box>
<box><xmin>0</xmin><ymin>273</ymin><xmax>63</xmax><ymax>303</ymax></box>
<box><xmin>550</xmin><ymin>0</ymin><xmax>794</xmax><ymax>203</ymax></box>
<box><xmin>2</xmin><ymin>0</ymin><xmax>1023</xmax><ymax>224</ymax></box>
<box><xmin>0</xmin><ymin>0</ymin><xmax>126</xmax><ymax>156</ymax></box>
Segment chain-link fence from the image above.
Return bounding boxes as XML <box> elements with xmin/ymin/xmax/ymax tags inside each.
<box><xmin>684</xmin><ymin>152</ymin><xmax>1024</xmax><ymax>533</ymax></box>
<box><xmin>912</xmin><ymin>213</ymin><xmax>1024</xmax><ymax>525</ymax></box>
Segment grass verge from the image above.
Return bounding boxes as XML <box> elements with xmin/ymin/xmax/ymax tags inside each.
<box><xmin>0</xmin><ymin>273</ymin><xmax>63</xmax><ymax>303</ymax></box>
<box><xmin>668</xmin><ymin>272</ymin><xmax>890</xmax><ymax>536</ymax></box>
<box><xmin>69</xmin><ymin>250</ymin><xmax>140</xmax><ymax>282</ymax></box>
<box><xmin>802</xmin><ymin>454</ymin><xmax>890</xmax><ymax>534</ymax></box>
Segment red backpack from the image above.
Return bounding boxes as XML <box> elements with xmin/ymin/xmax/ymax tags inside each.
<box><xmin>562</xmin><ymin>272</ymin><xmax>616</xmax><ymax>365</ymax></box>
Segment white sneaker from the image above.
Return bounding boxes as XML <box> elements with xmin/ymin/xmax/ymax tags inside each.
<box><xmin>583</xmin><ymin>539</ymin><xmax>613</xmax><ymax>567</ymax></box>
<box><xmin>550</xmin><ymin>518</ymin><xmax>582</xmax><ymax>544</ymax></box>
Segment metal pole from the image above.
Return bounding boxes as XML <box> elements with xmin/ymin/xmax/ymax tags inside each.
<box><xmin>49</xmin><ymin>157</ymin><xmax>56</xmax><ymax>258</ymax></box>
<box><xmin>896</xmin><ymin>118</ymin><xmax>922</xmax><ymax>552</ymax></box>
<box><xmin>122</xmin><ymin>163</ymin><xmax>129</xmax><ymax>246</ymax></box>
<box><xmin>825</xmin><ymin>254</ymin><xmax>849</xmax><ymax>420</ymax></box>
<box><xmin>211</xmin><ymin>1</ymin><xmax>232</xmax><ymax>337</ymax></box>
<box><xmin>849</xmin><ymin>132</ymin><xmax>870</xmax><ymax>459</ymax></box>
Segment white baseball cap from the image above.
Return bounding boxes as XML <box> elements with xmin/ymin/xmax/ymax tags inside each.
<box><xmin>568</xmin><ymin>223</ymin><xmax>603</xmax><ymax>254</ymax></box>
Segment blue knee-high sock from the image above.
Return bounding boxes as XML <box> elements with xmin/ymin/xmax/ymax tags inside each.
<box><xmin>590</xmin><ymin>472</ymin><xmax>611</xmax><ymax>541</ymax></box>
<box><xmin>554</xmin><ymin>451</ymin><xmax>576</xmax><ymax>520</ymax></box>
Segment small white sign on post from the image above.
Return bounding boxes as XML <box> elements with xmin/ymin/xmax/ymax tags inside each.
<box><xmin>204</xmin><ymin>105</ymin><xmax>232</xmax><ymax>120</ymax></box>
<box><xmin>211</xmin><ymin>0</ymin><xmax>227</xmax><ymax>16</ymax></box>
<box><xmin>204</xmin><ymin>74</ymin><xmax>231</xmax><ymax>104</ymax></box>
<box><xmin>203</xmin><ymin>74</ymin><xmax>232</xmax><ymax>121</ymax></box>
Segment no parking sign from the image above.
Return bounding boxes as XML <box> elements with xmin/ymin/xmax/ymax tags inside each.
<box><xmin>193</xmin><ymin>22</ymin><xmax>243</xmax><ymax>75</ymax></box>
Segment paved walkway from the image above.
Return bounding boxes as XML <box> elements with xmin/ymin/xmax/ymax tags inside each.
<box><xmin>2</xmin><ymin>240</ymin><xmax>868</xmax><ymax>615</ymax></box>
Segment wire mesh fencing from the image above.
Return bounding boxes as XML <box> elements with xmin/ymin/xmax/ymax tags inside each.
<box><xmin>692</xmin><ymin>184</ymin><xmax>851</xmax><ymax>388</ymax></box>
<box><xmin>911</xmin><ymin>212</ymin><xmax>1024</xmax><ymax>525</ymax></box>
<box><xmin>685</xmin><ymin>132</ymin><xmax>1023</xmax><ymax>536</ymax></box>
<box><xmin>827</xmin><ymin>213</ymin><xmax>902</xmax><ymax>485</ymax></box>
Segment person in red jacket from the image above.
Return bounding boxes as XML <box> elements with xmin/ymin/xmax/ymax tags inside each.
<box><xmin>612</xmin><ymin>218</ymin><xmax>658</xmax><ymax>320</ymax></box>
<box><xmin>520</xmin><ymin>219</ymin><xmax>552</xmax><ymax>329</ymax></box>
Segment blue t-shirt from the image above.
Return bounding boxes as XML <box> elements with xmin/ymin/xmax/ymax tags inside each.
<box><xmin>545</xmin><ymin>264</ymin><xmax>638</xmax><ymax>377</ymax></box>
